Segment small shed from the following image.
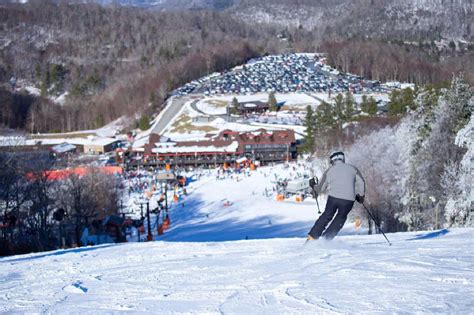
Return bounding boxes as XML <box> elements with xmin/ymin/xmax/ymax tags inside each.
<box><xmin>83</xmin><ymin>138</ymin><xmax>121</xmax><ymax>154</ymax></box>
<box><xmin>51</xmin><ymin>142</ymin><xmax>76</xmax><ymax>156</ymax></box>
<box><xmin>238</xmin><ymin>101</ymin><xmax>269</xmax><ymax>114</ymax></box>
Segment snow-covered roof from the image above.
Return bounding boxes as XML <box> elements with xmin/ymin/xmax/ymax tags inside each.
<box><xmin>154</xmin><ymin>142</ymin><xmax>177</xmax><ymax>148</ymax></box>
<box><xmin>51</xmin><ymin>142</ymin><xmax>76</xmax><ymax>153</ymax></box>
<box><xmin>0</xmin><ymin>136</ymin><xmax>91</xmax><ymax>147</ymax></box>
<box><xmin>88</xmin><ymin>138</ymin><xmax>119</xmax><ymax>146</ymax></box>
<box><xmin>152</xmin><ymin>141</ymin><xmax>239</xmax><ymax>154</ymax></box>
<box><xmin>132</xmin><ymin>135</ymin><xmax>150</xmax><ymax>149</ymax></box>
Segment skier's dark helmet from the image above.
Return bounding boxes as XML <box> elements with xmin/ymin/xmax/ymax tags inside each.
<box><xmin>329</xmin><ymin>151</ymin><xmax>345</xmax><ymax>164</ymax></box>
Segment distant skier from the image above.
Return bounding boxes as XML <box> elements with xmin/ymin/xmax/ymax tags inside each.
<box><xmin>307</xmin><ymin>151</ymin><xmax>366</xmax><ymax>241</ymax></box>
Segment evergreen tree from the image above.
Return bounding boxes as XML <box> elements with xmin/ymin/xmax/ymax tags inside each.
<box><xmin>315</xmin><ymin>101</ymin><xmax>336</xmax><ymax>130</ymax></box>
<box><xmin>230</xmin><ymin>97</ymin><xmax>239</xmax><ymax>115</ymax></box>
<box><xmin>361</xmin><ymin>95</ymin><xmax>378</xmax><ymax>115</ymax></box>
<box><xmin>302</xmin><ymin>105</ymin><xmax>316</xmax><ymax>153</ymax></box>
<box><xmin>388</xmin><ymin>88</ymin><xmax>416</xmax><ymax>116</ymax></box>
<box><xmin>333</xmin><ymin>94</ymin><xmax>345</xmax><ymax>130</ymax></box>
<box><xmin>344</xmin><ymin>91</ymin><xmax>355</xmax><ymax>121</ymax></box>
<box><xmin>232</xmin><ymin>97</ymin><xmax>239</xmax><ymax>109</ymax></box>
<box><xmin>268</xmin><ymin>91</ymin><xmax>278</xmax><ymax>111</ymax></box>
<box><xmin>388</xmin><ymin>89</ymin><xmax>403</xmax><ymax>116</ymax></box>
<box><xmin>360</xmin><ymin>95</ymin><xmax>369</xmax><ymax>114</ymax></box>
<box><xmin>138</xmin><ymin>115</ymin><xmax>150</xmax><ymax>131</ymax></box>
<box><xmin>367</xmin><ymin>96</ymin><xmax>378</xmax><ymax>116</ymax></box>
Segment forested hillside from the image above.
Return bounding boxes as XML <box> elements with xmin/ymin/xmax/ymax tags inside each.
<box><xmin>335</xmin><ymin>76</ymin><xmax>472</xmax><ymax>231</ymax></box>
<box><xmin>0</xmin><ymin>1</ymin><xmax>278</xmax><ymax>132</ymax></box>
<box><xmin>232</xmin><ymin>0</ymin><xmax>474</xmax><ymax>84</ymax></box>
<box><xmin>232</xmin><ymin>0</ymin><xmax>473</xmax><ymax>41</ymax></box>
<box><xmin>0</xmin><ymin>0</ymin><xmax>473</xmax><ymax>133</ymax></box>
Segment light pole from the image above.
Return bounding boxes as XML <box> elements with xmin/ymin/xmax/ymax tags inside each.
<box><xmin>162</xmin><ymin>182</ymin><xmax>169</xmax><ymax>214</ymax></box>
<box><xmin>146</xmin><ymin>201</ymin><xmax>152</xmax><ymax>241</ymax></box>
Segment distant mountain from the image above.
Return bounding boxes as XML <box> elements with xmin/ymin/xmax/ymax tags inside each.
<box><xmin>6</xmin><ymin>0</ymin><xmax>471</xmax><ymax>42</ymax></box>
<box><xmin>0</xmin><ymin>0</ymin><xmax>237</xmax><ymax>10</ymax></box>
<box><xmin>229</xmin><ymin>0</ymin><xmax>474</xmax><ymax>42</ymax></box>
<box><xmin>74</xmin><ymin>0</ymin><xmax>473</xmax><ymax>41</ymax></box>
<box><xmin>0</xmin><ymin>0</ymin><xmax>472</xmax><ymax>134</ymax></box>
<box><xmin>95</xmin><ymin>0</ymin><xmax>237</xmax><ymax>10</ymax></box>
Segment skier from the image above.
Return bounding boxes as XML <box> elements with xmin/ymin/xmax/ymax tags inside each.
<box><xmin>307</xmin><ymin>151</ymin><xmax>366</xmax><ymax>241</ymax></box>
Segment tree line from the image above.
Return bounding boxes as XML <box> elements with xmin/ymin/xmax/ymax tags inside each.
<box><xmin>0</xmin><ymin>1</ymin><xmax>279</xmax><ymax>132</ymax></box>
<box><xmin>306</xmin><ymin>76</ymin><xmax>472</xmax><ymax>232</ymax></box>
<box><xmin>321</xmin><ymin>40</ymin><xmax>474</xmax><ymax>86</ymax></box>
<box><xmin>0</xmin><ymin>152</ymin><xmax>121</xmax><ymax>256</ymax></box>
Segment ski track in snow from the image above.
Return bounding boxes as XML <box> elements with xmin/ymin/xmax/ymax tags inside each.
<box><xmin>1</xmin><ymin>164</ymin><xmax>473</xmax><ymax>313</ymax></box>
<box><xmin>0</xmin><ymin>230</ymin><xmax>473</xmax><ymax>313</ymax></box>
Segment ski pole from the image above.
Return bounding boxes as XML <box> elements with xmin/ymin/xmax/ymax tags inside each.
<box><xmin>361</xmin><ymin>202</ymin><xmax>392</xmax><ymax>246</ymax></box>
<box><xmin>315</xmin><ymin>193</ymin><xmax>321</xmax><ymax>214</ymax></box>
<box><xmin>309</xmin><ymin>177</ymin><xmax>321</xmax><ymax>214</ymax></box>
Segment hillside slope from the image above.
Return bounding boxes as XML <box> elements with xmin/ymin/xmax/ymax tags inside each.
<box><xmin>230</xmin><ymin>0</ymin><xmax>473</xmax><ymax>41</ymax></box>
<box><xmin>2</xmin><ymin>162</ymin><xmax>473</xmax><ymax>313</ymax></box>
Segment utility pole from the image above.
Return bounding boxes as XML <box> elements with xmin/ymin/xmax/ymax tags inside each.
<box><xmin>164</xmin><ymin>183</ymin><xmax>168</xmax><ymax>214</ymax></box>
<box><xmin>146</xmin><ymin>202</ymin><xmax>152</xmax><ymax>241</ymax></box>
<box><xmin>140</xmin><ymin>203</ymin><xmax>144</xmax><ymax>221</ymax></box>
<box><xmin>136</xmin><ymin>202</ymin><xmax>145</xmax><ymax>242</ymax></box>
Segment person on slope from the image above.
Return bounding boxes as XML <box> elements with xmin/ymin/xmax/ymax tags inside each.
<box><xmin>307</xmin><ymin>151</ymin><xmax>366</xmax><ymax>241</ymax></box>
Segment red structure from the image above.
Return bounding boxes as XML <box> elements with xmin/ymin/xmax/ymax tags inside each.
<box><xmin>27</xmin><ymin>166</ymin><xmax>123</xmax><ymax>181</ymax></box>
<box><xmin>128</xmin><ymin>129</ymin><xmax>297</xmax><ymax>168</ymax></box>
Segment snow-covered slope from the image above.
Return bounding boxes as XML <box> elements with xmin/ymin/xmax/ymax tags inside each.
<box><xmin>2</xmin><ymin>163</ymin><xmax>474</xmax><ymax>313</ymax></box>
<box><xmin>1</xmin><ymin>229</ymin><xmax>473</xmax><ymax>313</ymax></box>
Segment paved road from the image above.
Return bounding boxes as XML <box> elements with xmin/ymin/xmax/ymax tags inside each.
<box><xmin>151</xmin><ymin>97</ymin><xmax>191</xmax><ymax>135</ymax></box>
<box><xmin>189</xmin><ymin>100</ymin><xmax>206</xmax><ymax>115</ymax></box>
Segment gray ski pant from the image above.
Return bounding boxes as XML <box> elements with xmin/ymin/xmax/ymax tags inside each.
<box><xmin>308</xmin><ymin>195</ymin><xmax>354</xmax><ymax>240</ymax></box>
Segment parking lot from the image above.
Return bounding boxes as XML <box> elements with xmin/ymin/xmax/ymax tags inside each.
<box><xmin>172</xmin><ymin>53</ymin><xmax>388</xmax><ymax>97</ymax></box>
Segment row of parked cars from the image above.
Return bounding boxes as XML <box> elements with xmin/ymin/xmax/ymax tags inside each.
<box><xmin>171</xmin><ymin>53</ymin><xmax>388</xmax><ymax>97</ymax></box>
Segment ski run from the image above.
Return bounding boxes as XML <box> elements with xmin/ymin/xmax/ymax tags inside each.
<box><xmin>1</xmin><ymin>163</ymin><xmax>473</xmax><ymax>313</ymax></box>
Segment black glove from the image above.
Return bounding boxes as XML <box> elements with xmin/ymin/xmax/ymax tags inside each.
<box><xmin>355</xmin><ymin>194</ymin><xmax>365</xmax><ymax>204</ymax></box>
<box><xmin>309</xmin><ymin>177</ymin><xmax>318</xmax><ymax>189</ymax></box>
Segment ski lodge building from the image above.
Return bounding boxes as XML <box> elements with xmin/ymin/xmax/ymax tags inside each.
<box><xmin>127</xmin><ymin>129</ymin><xmax>297</xmax><ymax>168</ymax></box>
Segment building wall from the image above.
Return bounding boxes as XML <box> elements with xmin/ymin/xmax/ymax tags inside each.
<box><xmin>83</xmin><ymin>144</ymin><xmax>105</xmax><ymax>154</ymax></box>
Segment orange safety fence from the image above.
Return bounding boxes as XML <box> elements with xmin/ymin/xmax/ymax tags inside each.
<box><xmin>26</xmin><ymin>166</ymin><xmax>123</xmax><ymax>181</ymax></box>
<box><xmin>157</xmin><ymin>225</ymin><xmax>164</xmax><ymax>235</ymax></box>
<box><xmin>163</xmin><ymin>218</ymin><xmax>170</xmax><ymax>230</ymax></box>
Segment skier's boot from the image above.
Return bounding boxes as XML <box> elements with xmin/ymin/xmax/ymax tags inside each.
<box><xmin>305</xmin><ymin>234</ymin><xmax>315</xmax><ymax>244</ymax></box>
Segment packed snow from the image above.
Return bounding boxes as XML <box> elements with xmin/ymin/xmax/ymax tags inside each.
<box><xmin>1</xmin><ymin>163</ymin><xmax>472</xmax><ymax>313</ymax></box>
<box><xmin>1</xmin><ymin>229</ymin><xmax>472</xmax><ymax>313</ymax></box>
